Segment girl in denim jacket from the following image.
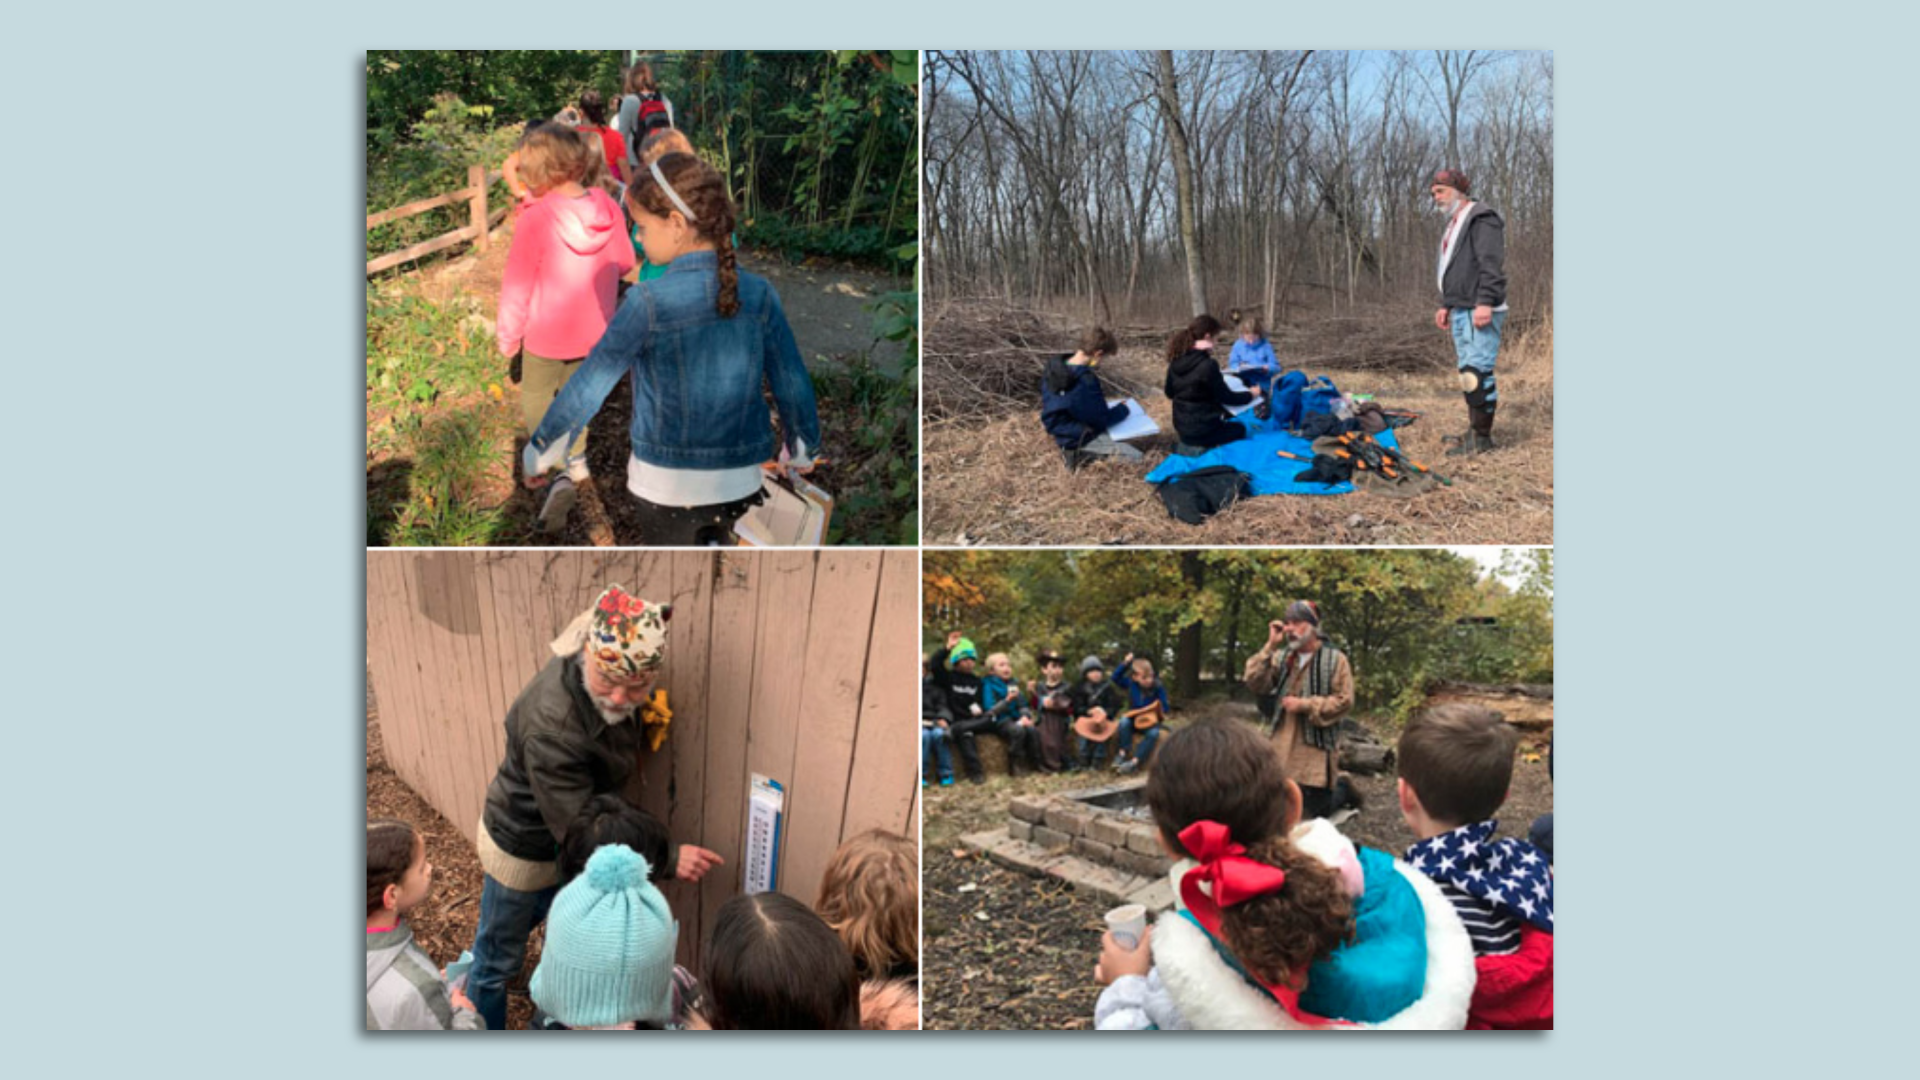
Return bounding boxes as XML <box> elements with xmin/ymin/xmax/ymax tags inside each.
<box><xmin>524</xmin><ymin>153</ymin><xmax>821</xmax><ymax>544</ymax></box>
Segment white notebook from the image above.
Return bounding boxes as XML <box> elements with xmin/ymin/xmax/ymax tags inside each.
<box><xmin>1103</xmin><ymin>398</ymin><xmax>1162</xmax><ymax>441</ymax></box>
<box><xmin>1221</xmin><ymin>373</ymin><xmax>1259</xmax><ymax>416</ymax></box>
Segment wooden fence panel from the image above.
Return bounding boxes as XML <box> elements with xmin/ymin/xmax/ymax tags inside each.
<box><xmin>840</xmin><ymin>550</ymin><xmax>921</xmax><ymax>843</ymax></box>
<box><xmin>696</xmin><ymin>552</ymin><xmax>760</xmax><ymax>951</ymax></box>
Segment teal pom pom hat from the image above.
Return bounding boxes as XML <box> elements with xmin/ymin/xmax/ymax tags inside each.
<box><xmin>949</xmin><ymin>637</ymin><xmax>980</xmax><ymax>664</ymax></box>
<box><xmin>530</xmin><ymin>844</ymin><xmax>679</xmax><ymax>1027</ymax></box>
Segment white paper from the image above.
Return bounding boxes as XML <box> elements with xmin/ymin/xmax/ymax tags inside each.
<box><xmin>743</xmin><ymin>774</ymin><xmax>785</xmax><ymax>895</ymax></box>
<box><xmin>1220</xmin><ymin>373</ymin><xmax>1259</xmax><ymax>416</ymax></box>
<box><xmin>1103</xmin><ymin>398</ymin><xmax>1162</xmax><ymax>441</ymax></box>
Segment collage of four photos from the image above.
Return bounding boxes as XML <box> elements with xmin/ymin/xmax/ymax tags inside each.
<box><xmin>364</xmin><ymin>48</ymin><xmax>1554</xmax><ymax>1031</ymax></box>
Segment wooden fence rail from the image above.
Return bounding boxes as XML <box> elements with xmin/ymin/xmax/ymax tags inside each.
<box><xmin>366</xmin><ymin>549</ymin><xmax>919</xmax><ymax>969</ymax></box>
<box><xmin>366</xmin><ymin>164</ymin><xmax>508</xmax><ymax>276</ymax></box>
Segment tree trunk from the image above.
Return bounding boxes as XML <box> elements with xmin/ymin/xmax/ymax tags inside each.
<box><xmin>1176</xmin><ymin>551</ymin><xmax>1205</xmax><ymax>698</ymax></box>
<box><xmin>1155</xmin><ymin>51</ymin><xmax>1209</xmax><ymax>317</ymax></box>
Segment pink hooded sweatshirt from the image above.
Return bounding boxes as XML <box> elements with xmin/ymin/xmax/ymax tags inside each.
<box><xmin>496</xmin><ymin>187</ymin><xmax>637</xmax><ymax>360</ymax></box>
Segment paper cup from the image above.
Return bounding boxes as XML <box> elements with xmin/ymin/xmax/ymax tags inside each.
<box><xmin>1105</xmin><ymin>903</ymin><xmax>1147</xmax><ymax>950</ymax></box>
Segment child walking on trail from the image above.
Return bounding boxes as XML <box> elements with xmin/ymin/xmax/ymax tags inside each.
<box><xmin>496</xmin><ymin>122</ymin><xmax>637</xmax><ymax>534</ymax></box>
<box><xmin>1226</xmin><ymin>316</ymin><xmax>1278</xmax><ymax>397</ymax></box>
<box><xmin>1397</xmin><ymin>705</ymin><xmax>1554</xmax><ymax>1029</ymax></box>
<box><xmin>1041</xmin><ymin>327</ymin><xmax>1143</xmax><ymax>470</ymax></box>
<box><xmin>366</xmin><ymin>819</ymin><xmax>485</xmax><ymax>1030</ymax></box>
<box><xmin>523</xmin><ymin>152</ymin><xmax>821</xmax><ymax>546</ymax></box>
<box><xmin>697</xmin><ymin>892</ymin><xmax>862</xmax><ymax>1029</ymax></box>
<box><xmin>617</xmin><ymin>63</ymin><xmax>676</xmax><ymax>177</ymax></box>
<box><xmin>575</xmin><ymin>88</ymin><xmax>628</xmax><ymax>184</ymax></box>
<box><xmin>1165</xmin><ymin>314</ymin><xmax>1258</xmax><ymax>451</ymax></box>
<box><xmin>815</xmin><ymin>829</ymin><xmax>920</xmax><ymax>985</ymax></box>
<box><xmin>1091</xmin><ymin>719</ymin><xmax>1475</xmax><ymax>1030</ymax></box>
<box><xmin>528</xmin><ymin>844</ymin><xmax>692</xmax><ymax>1030</ymax></box>
<box><xmin>1111</xmin><ymin>653</ymin><xmax>1170</xmax><ymax>775</ymax></box>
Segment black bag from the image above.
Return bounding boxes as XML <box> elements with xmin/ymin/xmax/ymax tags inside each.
<box><xmin>1156</xmin><ymin>466</ymin><xmax>1252</xmax><ymax>525</ymax></box>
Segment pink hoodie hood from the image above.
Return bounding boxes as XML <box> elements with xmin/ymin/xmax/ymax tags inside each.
<box><xmin>546</xmin><ymin>188</ymin><xmax>622</xmax><ymax>255</ymax></box>
<box><xmin>495</xmin><ymin>186</ymin><xmax>637</xmax><ymax>360</ymax></box>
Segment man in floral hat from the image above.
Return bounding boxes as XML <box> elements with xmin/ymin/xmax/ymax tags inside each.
<box><xmin>1242</xmin><ymin>600</ymin><xmax>1357</xmax><ymax>819</ymax></box>
<box><xmin>465</xmin><ymin>584</ymin><xmax>723</xmax><ymax>1032</ymax></box>
<box><xmin>1430</xmin><ymin>168</ymin><xmax>1509</xmax><ymax>456</ymax></box>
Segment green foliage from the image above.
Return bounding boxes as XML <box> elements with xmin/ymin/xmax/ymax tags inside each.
<box><xmin>366</xmin><ymin>92</ymin><xmax>519</xmax><ymax>265</ymax></box>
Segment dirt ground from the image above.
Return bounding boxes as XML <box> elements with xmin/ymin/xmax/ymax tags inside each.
<box><xmin>366</xmin><ymin>694</ymin><xmax>540</xmax><ymax>1030</ymax></box>
<box><xmin>920</xmin><ymin>702</ymin><xmax>1553</xmax><ymax>1030</ymax></box>
<box><xmin>922</xmin><ymin>314</ymin><xmax>1553</xmax><ymax>547</ymax></box>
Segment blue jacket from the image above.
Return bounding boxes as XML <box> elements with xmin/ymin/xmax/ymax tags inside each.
<box><xmin>529</xmin><ymin>250</ymin><xmax>821</xmax><ymax>469</ymax></box>
<box><xmin>1227</xmin><ymin>338</ymin><xmax>1276</xmax><ymax>373</ymax></box>
<box><xmin>982</xmin><ymin>674</ymin><xmax>1029</xmax><ymax>720</ymax></box>
<box><xmin>1040</xmin><ymin>354</ymin><xmax>1128</xmax><ymax>450</ymax></box>
<box><xmin>1112</xmin><ymin>666</ymin><xmax>1170</xmax><ymax>714</ymax></box>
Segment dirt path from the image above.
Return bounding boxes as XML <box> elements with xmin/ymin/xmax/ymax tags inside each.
<box><xmin>921</xmin><ymin>705</ymin><xmax>1553</xmax><ymax>1030</ymax></box>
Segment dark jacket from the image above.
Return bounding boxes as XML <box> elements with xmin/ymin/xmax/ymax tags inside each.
<box><xmin>1041</xmin><ymin>354</ymin><xmax>1129</xmax><ymax>450</ymax></box>
<box><xmin>1072</xmin><ymin>677</ymin><xmax>1125</xmax><ymax>719</ymax></box>
<box><xmin>922</xmin><ymin>674</ymin><xmax>953</xmax><ymax>724</ymax></box>
<box><xmin>481</xmin><ymin>653</ymin><xmax>652</xmax><ymax>863</ymax></box>
<box><xmin>930</xmin><ymin>646</ymin><xmax>984</xmax><ymax>721</ymax></box>
<box><xmin>1165</xmin><ymin>349</ymin><xmax>1253</xmax><ymax>446</ymax></box>
<box><xmin>1438</xmin><ymin>204</ymin><xmax>1507</xmax><ymax>311</ymax></box>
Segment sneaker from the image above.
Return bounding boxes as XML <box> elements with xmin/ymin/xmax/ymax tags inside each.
<box><xmin>1116</xmin><ymin>758</ymin><xmax>1140</xmax><ymax>776</ymax></box>
<box><xmin>940</xmin><ymin>776</ymin><xmax>955</xmax><ymax>787</ymax></box>
<box><xmin>537</xmin><ymin>476</ymin><xmax>577</xmax><ymax>533</ymax></box>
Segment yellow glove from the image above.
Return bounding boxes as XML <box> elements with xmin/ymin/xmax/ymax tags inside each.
<box><xmin>640</xmin><ymin>689</ymin><xmax>673</xmax><ymax>753</ymax></box>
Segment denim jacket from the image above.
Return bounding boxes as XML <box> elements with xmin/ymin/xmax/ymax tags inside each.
<box><xmin>529</xmin><ymin>250</ymin><xmax>821</xmax><ymax>469</ymax></box>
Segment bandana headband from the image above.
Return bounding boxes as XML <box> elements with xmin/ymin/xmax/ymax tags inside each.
<box><xmin>1176</xmin><ymin>820</ymin><xmax>1348</xmax><ymax>1027</ymax></box>
<box><xmin>648</xmin><ymin>158</ymin><xmax>698</xmax><ymax>223</ymax></box>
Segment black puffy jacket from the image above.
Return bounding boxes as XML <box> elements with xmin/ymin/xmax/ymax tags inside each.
<box><xmin>1164</xmin><ymin>349</ymin><xmax>1253</xmax><ymax>445</ymax></box>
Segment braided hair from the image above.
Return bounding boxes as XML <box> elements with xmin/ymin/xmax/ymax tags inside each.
<box><xmin>625</xmin><ymin>152</ymin><xmax>741</xmax><ymax>318</ymax></box>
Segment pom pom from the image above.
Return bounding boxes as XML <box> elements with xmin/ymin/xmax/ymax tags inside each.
<box><xmin>586</xmin><ymin>844</ymin><xmax>652</xmax><ymax>890</ymax></box>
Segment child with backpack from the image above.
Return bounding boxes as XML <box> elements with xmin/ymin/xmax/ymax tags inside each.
<box><xmin>523</xmin><ymin>152</ymin><xmax>820</xmax><ymax>545</ymax></box>
<box><xmin>696</xmin><ymin>893</ymin><xmax>862</xmax><ymax>1029</ymax></box>
<box><xmin>1164</xmin><ymin>314</ymin><xmax>1258</xmax><ymax>451</ymax></box>
<box><xmin>1041</xmin><ymin>327</ymin><xmax>1143</xmax><ymax>470</ymax></box>
<box><xmin>1091</xmin><ymin>719</ymin><xmax>1475</xmax><ymax>1030</ymax></box>
<box><xmin>528</xmin><ymin>844</ymin><xmax>690</xmax><ymax>1029</ymax></box>
<box><xmin>617</xmin><ymin>62</ymin><xmax>675</xmax><ymax>176</ymax></box>
<box><xmin>1397</xmin><ymin>705</ymin><xmax>1554</xmax><ymax>1028</ymax></box>
<box><xmin>497</xmin><ymin>122</ymin><xmax>637</xmax><ymax>534</ymax></box>
<box><xmin>366</xmin><ymin>819</ymin><xmax>485</xmax><ymax>1030</ymax></box>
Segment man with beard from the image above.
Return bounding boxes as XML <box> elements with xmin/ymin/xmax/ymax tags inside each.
<box><xmin>1430</xmin><ymin>168</ymin><xmax>1509</xmax><ymax>456</ymax></box>
<box><xmin>465</xmin><ymin>585</ymin><xmax>723</xmax><ymax>1032</ymax></box>
<box><xmin>1242</xmin><ymin>599</ymin><xmax>1357</xmax><ymax>819</ymax></box>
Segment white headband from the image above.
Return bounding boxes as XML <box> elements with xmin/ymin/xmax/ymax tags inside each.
<box><xmin>648</xmin><ymin>158</ymin><xmax>698</xmax><ymax>223</ymax></box>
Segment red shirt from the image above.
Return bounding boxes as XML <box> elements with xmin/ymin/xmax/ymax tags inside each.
<box><xmin>584</xmin><ymin>126</ymin><xmax>628</xmax><ymax>183</ymax></box>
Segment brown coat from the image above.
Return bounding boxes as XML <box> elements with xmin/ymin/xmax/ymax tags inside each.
<box><xmin>1242</xmin><ymin>641</ymin><xmax>1354</xmax><ymax>789</ymax></box>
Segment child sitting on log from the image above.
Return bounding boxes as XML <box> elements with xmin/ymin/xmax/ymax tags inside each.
<box><xmin>1396</xmin><ymin>705</ymin><xmax>1554</xmax><ymax>1029</ymax></box>
<box><xmin>1111</xmin><ymin>653</ymin><xmax>1171</xmax><ymax>775</ymax></box>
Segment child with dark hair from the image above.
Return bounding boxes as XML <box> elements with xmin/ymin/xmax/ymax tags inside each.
<box><xmin>575</xmin><ymin>88</ymin><xmax>628</xmax><ymax>183</ymax></box>
<box><xmin>1092</xmin><ymin>720</ymin><xmax>1475</xmax><ymax>1030</ymax></box>
<box><xmin>617</xmin><ymin>62</ymin><xmax>676</xmax><ymax>175</ymax></box>
<box><xmin>922</xmin><ymin>652</ymin><xmax>955</xmax><ymax>786</ymax></box>
<box><xmin>559</xmin><ymin>794</ymin><xmax>673</xmax><ymax>885</ymax></box>
<box><xmin>1397</xmin><ymin>705</ymin><xmax>1554</xmax><ymax>1029</ymax></box>
<box><xmin>524</xmin><ymin>151</ymin><xmax>820</xmax><ymax>545</ymax></box>
<box><xmin>366</xmin><ymin>819</ymin><xmax>485</xmax><ymax>1030</ymax></box>
<box><xmin>499</xmin><ymin>121</ymin><xmax>638</xmax><ymax>534</ymax></box>
<box><xmin>529</xmin><ymin>844</ymin><xmax>693</xmax><ymax>1029</ymax></box>
<box><xmin>697</xmin><ymin>892</ymin><xmax>861</xmax><ymax>1029</ymax></box>
<box><xmin>1164</xmin><ymin>314</ymin><xmax>1257</xmax><ymax>450</ymax></box>
<box><xmin>1031</xmin><ymin>650</ymin><xmax>1075</xmax><ymax>772</ymax></box>
<box><xmin>814</xmin><ymin>829</ymin><xmax>919</xmax><ymax>984</ymax></box>
<box><xmin>1041</xmin><ymin>326</ymin><xmax>1144</xmax><ymax>470</ymax></box>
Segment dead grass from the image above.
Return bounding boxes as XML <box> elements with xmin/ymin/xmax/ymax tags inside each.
<box><xmin>923</xmin><ymin>304</ymin><xmax>1553</xmax><ymax>546</ymax></box>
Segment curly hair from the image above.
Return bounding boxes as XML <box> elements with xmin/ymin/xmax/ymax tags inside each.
<box><xmin>637</xmin><ymin>128</ymin><xmax>695</xmax><ymax>167</ymax></box>
<box><xmin>517</xmin><ymin>121</ymin><xmax>592</xmax><ymax>195</ymax></box>
<box><xmin>1165</xmin><ymin>314</ymin><xmax>1223</xmax><ymax>362</ymax></box>
<box><xmin>626</xmin><ymin>152</ymin><xmax>740</xmax><ymax>317</ymax></box>
<box><xmin>1146</xmin><ymin>719</ymin><xmax>1355</xmax><ymax>988</ymax></box>
<box><xmin>814</xmin><ymin>829</ymin><xmax>918</xmax><ymax>980</ymax></box>
<box><xmin>366</xmin><ymin>818</ymin><xmax>418</xmax><ymax>915</ymax></box>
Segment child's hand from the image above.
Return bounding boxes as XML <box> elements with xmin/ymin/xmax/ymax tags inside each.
<box><xmin>449</xmin><ymin>986</ymin><xmax>477</xmax><ymax>1012</ymax></box>
<box><xmin>947</xmin><ymin>630</ymin><xmax>964</xmax><ymax>649</ymax></box>
<box><xmin>676</xmin><ymin>844</ymin><xmax>725</xmax><ymax>882</ymax></box>
<box><xmin>1095</xmin><ymin>926</ymin><xmax>1152</xmax><ymax>986</ymax></box>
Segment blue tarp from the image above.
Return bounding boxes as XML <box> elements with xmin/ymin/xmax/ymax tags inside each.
<box><xmin>1143</xmin><ymin>412</ymin><xmax>1402</xmax><ymax>497</ymax></box>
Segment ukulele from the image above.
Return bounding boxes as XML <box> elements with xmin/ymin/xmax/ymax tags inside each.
<box><xmin>1123</xmin><ymin>700</ymin><xmax>1165</xmax><ymax>730</ymax></box>
<box><xmin>1073</xmin><ymin>707</ymin><xmax>1119</xmax><ymax>742</ymax></box>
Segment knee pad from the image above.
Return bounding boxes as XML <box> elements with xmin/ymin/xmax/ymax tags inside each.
<box><xmin>1461</xmin><ymin>368</ymin><xmax>1498</xmax><ymax>414</ymax></box>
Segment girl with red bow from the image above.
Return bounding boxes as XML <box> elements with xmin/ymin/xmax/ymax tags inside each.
<box><xmin>1092</xmin><ymin>719</ymin><xmax>1476</xmax><ymax>1030</ymax></box>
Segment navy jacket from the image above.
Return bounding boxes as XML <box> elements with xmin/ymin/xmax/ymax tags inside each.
<box><xmin>1438</xmin><ymin>205</ymin><xmax>1508</xmax><ymax>311</ymax></box>
<box><xmin>1041</xmin><ymin>354</ymin><xmax>1129</xmax><ymax>450</ymax></box>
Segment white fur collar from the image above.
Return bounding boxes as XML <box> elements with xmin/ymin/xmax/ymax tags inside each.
<box><xmin>1152</xmin><ymin>822</ymin><xmax>1476</xmax><ymax>1029</ymax></box>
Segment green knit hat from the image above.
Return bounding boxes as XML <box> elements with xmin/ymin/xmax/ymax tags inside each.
<box><xmin>950</xmin><ymin>638</ymin><xmax>980</xmax><ymax>664</ymax></box>
<box><xmin>530</xmin><ymin>845</ymin><xmax>678</xmax><ymax>1028</ymax></box>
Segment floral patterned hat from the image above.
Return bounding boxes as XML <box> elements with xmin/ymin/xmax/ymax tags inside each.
<box><xmin>550</xmin><ymin>585</ymin><xmax>672</xmax><ymax>681</ymax></box>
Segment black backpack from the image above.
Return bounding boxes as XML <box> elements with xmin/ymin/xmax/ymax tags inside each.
<box><xmin>1155</xmin><ymin>466</ymin><xmax>1252</xmax><ymax>525</ymax></box>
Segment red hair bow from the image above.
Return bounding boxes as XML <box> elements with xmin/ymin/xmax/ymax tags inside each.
<box><xmin>1178</xmin><ymin>820</ymin><xmax>1288</xmax><ymax>912</ymax></box>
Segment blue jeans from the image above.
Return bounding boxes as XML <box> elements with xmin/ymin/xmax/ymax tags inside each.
<box><xmin>922</xmin><ymin>725</ymin><xmax>953</xmax><ymax>782</ymax></box>
<box><xmin>1117</xmin><ymin>718</ymin><xmax>1160</xmax><ymax>762</ymax></box>
<box><xmin>1448</xmin><ymin>308</ymin><xmax>1506</xmax><ymax>405</ymax></box>
<box><xmin>469</xmin><ymin>873</ymin><xmax>559</xmax><ymax>1032</ymax></box>
<box><xmin>1076</xmin><ymin>736</ymin><xmax>1109</xmax><ymax>768</ymax></box>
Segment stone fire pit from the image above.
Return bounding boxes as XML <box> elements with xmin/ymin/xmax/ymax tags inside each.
<box><xmin>960</xmin><ymin>780</ymin><xmax>1176</xmax><ymax>910</ymax></box>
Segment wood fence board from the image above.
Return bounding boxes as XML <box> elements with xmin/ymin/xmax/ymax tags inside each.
<box><xmin>698</xmin><ymin>552</ymin><xmax>761</xmax><ymax>946</ymax></box>
<box><xmin>662</xmin><ymin>552</ymin><xmax>715</xmax><ymax>965</ymax></box>
<box><xmin>744</xmin><ymin>553</ymin><xmax>820</xmax><ymax>891</ymax></box>
<box><xmin>840</xmin><ymin>549</ymin><xmax>921</xmax><ymax>841</ymax></box>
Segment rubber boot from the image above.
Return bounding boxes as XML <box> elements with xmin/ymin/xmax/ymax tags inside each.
<box><xmin>1448</xmin><ymin>401</ymin><xmax>1497</xmax><ymax>456</ymax></box>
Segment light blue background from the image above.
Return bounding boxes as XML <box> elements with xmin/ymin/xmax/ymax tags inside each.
<box><xmin>2</xmin><ymin>0</ymin><xmax>1910</xmax><ymax>1071</ymax></box>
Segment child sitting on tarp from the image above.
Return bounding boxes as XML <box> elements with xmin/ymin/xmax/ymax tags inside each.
<box><xmin>1396</xmin><ymin>705</ymin><xmax>1554</xmax><ymax>1029</ymax></box>
<box><xmin>1041</xmin><ymin>327</ymin><xmax>1143</xmax><ymax>470</ymax></box>
<box><xmin>1227</xmin><ymin>316</ymin><xmax>1278</xmax><ymax>397</ymax></box>
<box><xmin>1165</xmin><ymin>315</ymin><xmax>1258</xmax><ymax>450</ymax></box>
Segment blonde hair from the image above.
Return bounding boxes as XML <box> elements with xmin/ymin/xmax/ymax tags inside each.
<box><xmin>1238</xmin><ymin>316</ymin><xmax>1265</xmax><ymax>339</ymax></box>
<box><xmin>638</xmin><ymin>129</ymin><xmax>695</xmax><ymax>167</ymax></box>
<box><xmin>814</xmin><ymin>829</ymin><xmax>918</xmax><ymax>981</ymax></box>
<box><xmin>517</xmin><ymin>122</ymin><xmax>592</xmax><ymax>195</ymax></box>
<box><xmin>985</xmin><ymin>651</ymin><xmax>1012</xmax><ymax>674</ymax></box>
